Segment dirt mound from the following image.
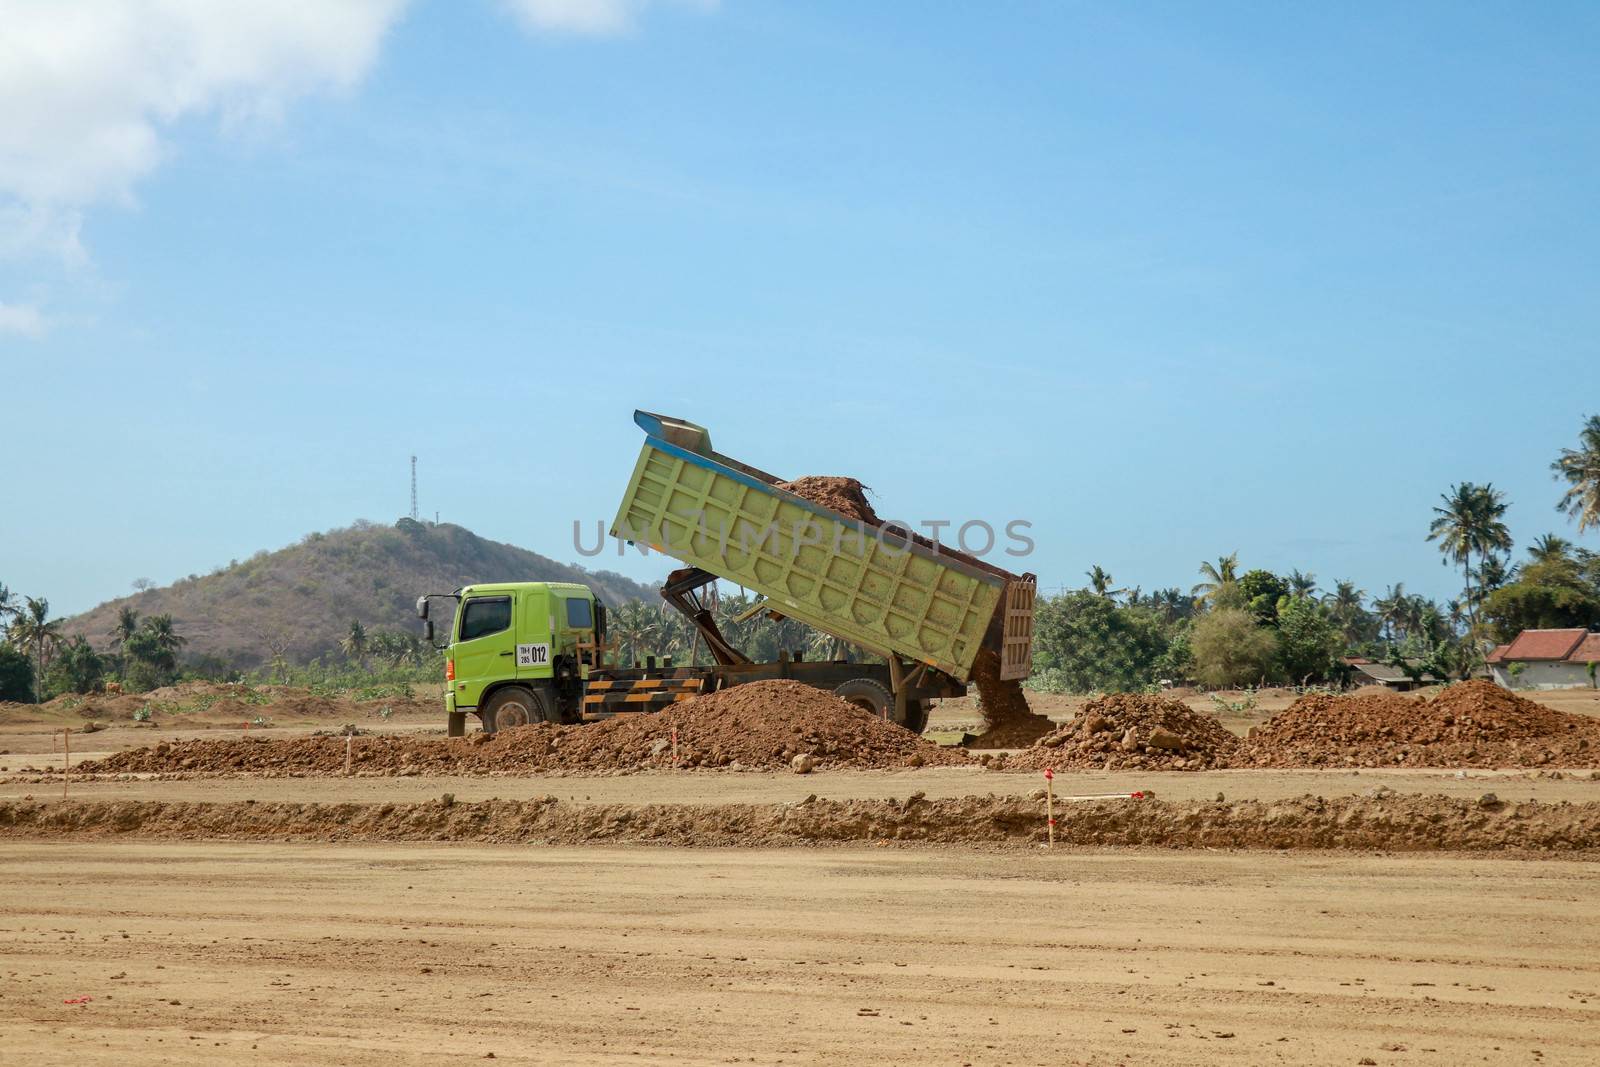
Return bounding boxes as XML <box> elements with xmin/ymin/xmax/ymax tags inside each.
<box><xmin>1237</xmin><ymin>680</ymin><xmax>1600</xmax><ymax>769</ymax></box>
<box><xmin>5</xmin><ymin>793</ymin><xmax>1596</xmax><ymax>852</ymax></box>
<box><xmin>1003</xmin><ymin>692</ymin><xmax>1239</xmax><ymax>771</ymax></box>
<box><xmin>561</xmin><ymin>680</ymin><xmax>969</xmax><ymax>770</ymax></box>
<box><xmin>779</xmin><ymin>476</ymin><xmax>882</xmax><ymax>525</ymax></box>
<box><xmin>77</xmin><ymin>679</ymin><xmax>968</xmax><ymax>777</ymax></box>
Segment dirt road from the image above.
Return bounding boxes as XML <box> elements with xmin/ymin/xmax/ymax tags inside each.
<box><xmin>8</xmin><ymin>765</ymin><xmax>1598</xmax><ymax>808</ymax></box>
<box><xmin>3</xmin><ymin>842</ymin><xmax>1595</xmax><ymax>1065</ymax></box>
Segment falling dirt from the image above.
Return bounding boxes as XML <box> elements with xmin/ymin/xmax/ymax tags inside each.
<box><xmin>1236</xmin><ymin>679</ymin><xmax>1600</xmax><ymax>769</ymax></box>
<box><xmin>964</xmin><ymin>647</ymin><xmax>1052</xmax><ymax>747</ymax></box>
<box><xmin>3</xmin><ymin>792</ymin><xmax>1597</xmax><ymax>852</ymax></box>
<box><xmin>1003</xmin><ymin>692</ymin><xmax>1240</xmax><ymax>771</ymax></box>
<box><xmin>73</xmin><ymin>679</ymin><xmax>968</xmax><ymax>777</ymax></box>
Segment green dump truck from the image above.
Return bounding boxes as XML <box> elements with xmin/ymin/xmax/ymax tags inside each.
<box><xmin>419</xmin><ymin>411</ymin><xmax>1036</xmax><ymax>736</ymax></box>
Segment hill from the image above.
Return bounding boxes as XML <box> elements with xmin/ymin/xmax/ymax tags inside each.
<box><xmin>64</xmin><ymin>519</ymin><xmax>662</xmax><ymax>668</ymax></box>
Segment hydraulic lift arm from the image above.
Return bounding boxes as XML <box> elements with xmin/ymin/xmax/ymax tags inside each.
<box><xmin>659</xmin><ymin>567</ymin><xmax>752</xmax><ymax>667</ymax></box>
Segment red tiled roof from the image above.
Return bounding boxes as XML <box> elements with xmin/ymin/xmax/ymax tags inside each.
<box><xmin>1499</xmin><ymin>628</ymin><xmax>1587</xmax><ymax>662</ymax></box>
<box><xmin>1569</xmin><ymin>633</ymin><xmax>1600</xmax><ymax>664</ymax></box>
<box><xmin>1487</xmin><ymin>644</ymin><xmax>1512</xmax><ymax>664</ymax></box>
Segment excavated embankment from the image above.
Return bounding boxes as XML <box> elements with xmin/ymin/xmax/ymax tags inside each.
<box><xmin>2</xmin><ymin>793</ymin><xmax>1596</xmax><ymax>852</ymax></box>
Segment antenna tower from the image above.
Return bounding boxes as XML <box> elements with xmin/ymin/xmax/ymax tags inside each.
<box><xmin>410</xmin><ymin>455</ymin><xmax>418</xmax><ymax>521</ymax></box>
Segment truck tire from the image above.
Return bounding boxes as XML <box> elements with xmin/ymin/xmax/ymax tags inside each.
<box><xmin>480</xmin><ymin>687</ymin><xmax>553</xmax><ymax>734</ymax></box>
<box><xmin>833</xmin><ymin>678</ymin><xmax>892</xmax><ymax>718</ymax></box>
<box><xmin>900</xmin><ymin>698</ymin><xmax>931</xmax><ymax>736</ymax></box>
<box><xmin>832</xmin><ymin>678</ymin><xmax>931</xmax><ymax>735</ymax></box>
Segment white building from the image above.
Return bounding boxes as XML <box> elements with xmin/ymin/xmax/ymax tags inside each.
<box><xmin>1487</xmin><ymin>628</ymin><xmax>1600</xmax><ymax>690</ymax></box>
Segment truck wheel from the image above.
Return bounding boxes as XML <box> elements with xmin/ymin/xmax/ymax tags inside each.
<box><xmin>481</xmin><ymin>687</ymin><xmax>552</xmax><ymax>734</ymax></box>
<box><xmin>833</xmin><ymin>678</ymin><xmax>892</xmax><ymax>719</ymax></box>
<box><xmin>900</xmin><ymin>699</ymin><xmax>931</xmax><ymax>736</ymax></box>
<box><xmin>833</xmin><ymin>679</ymin><xmax>930</xmax><ymax>735</ymax></box>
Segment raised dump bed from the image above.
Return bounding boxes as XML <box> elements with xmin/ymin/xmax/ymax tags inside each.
<box><xmin>611</xmin><ymin>411</ymin><xmax>1035</xmax><ymax>684</ymax></box>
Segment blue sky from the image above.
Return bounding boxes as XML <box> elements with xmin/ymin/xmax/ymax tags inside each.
<box><xmin>3</xmin><ymin>1</ymin><xmax>1597</xmax><ymax>616</ymax></box>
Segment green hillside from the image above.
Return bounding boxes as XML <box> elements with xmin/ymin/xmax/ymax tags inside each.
<box><xmin>64</xmin><ymin>519</ymin><xmax>661</xmax><ymax>668</ymax></box>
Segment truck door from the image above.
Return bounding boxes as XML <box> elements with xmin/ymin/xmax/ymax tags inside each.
<box><xmin>514</xmin><ymin>588</ymin><xmax>554</xmax><ymax>681</ymax></box>
<box><xmin>453</xmin><ymin>594</ymin><xmax>513</xmax><ymax>709</ymax></box>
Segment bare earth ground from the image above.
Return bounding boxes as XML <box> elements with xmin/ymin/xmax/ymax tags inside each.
<box><xmin>3</xmin><ymin>842</ymin><xmax>1597</xmax><ymax>1066</ymax></box>
<box><xmin>930</xmin><ymin>685</ymin><xmax>1600</xmax><ymax>738</ymax></box>
<box><xmin>5</xmin><ymin>686</ymin><xmax>1599</xmax><ymax>1064</ymax></box>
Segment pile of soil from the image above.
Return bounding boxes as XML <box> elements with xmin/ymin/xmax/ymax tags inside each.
<box><xmin>1236</xmin><ymin>680</ymin><xmax>1600</xmax><ymax>769</ymax></box>
<box><xmin>964</xmin><ymin>647</ymin><xmax>1053</xmax><ymax>747</ymax></box>
<box><xmin>779</xmin><ymin>476</ymin><xmax>882</xmax><ymax>525</ymax></box>
<box><xmin>1003</xmin><ymin>692</ymin><xmax>1240</xmax><ymax>771</ymax></box>
<box><xmin>76</xmin><ymin>680</ymin><xmax>969</xmax><ymax>777</ymax></box>
<box><xmin>5</xmin><ymin>792</ymin><xmax>1596</xmax><ymax>852</ymax></box>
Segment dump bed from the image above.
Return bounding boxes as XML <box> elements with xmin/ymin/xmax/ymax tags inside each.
<box><xmin>610</xmin><ymin>412</ymin><xmax>1035</xmax><ymax>683</ymax></box>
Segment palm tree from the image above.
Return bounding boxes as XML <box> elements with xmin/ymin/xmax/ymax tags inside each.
<box><xmin>1150</xmin><ymin>587</ymin><xmax>1189</xmax><ymax>621</ymax></box>
<box><xmin>110</xmin><ymin>606</ymin><xmax>141</xmax><ymax>649</ymax></box>
<box><xmin>1322</xmin><ymin>579</ymin><xmax>1367</xmax><ymax>645</ymax></box>
<box><xmin>1553</xmin><ymin>413</ymin><xmax>1600</xmax><ymax>534</ymax></box>
<box><xmin>1528</xmin><ymin>533</ymin><xmax>1574</xmax><ymax>564</ymax></box>
<box><xmin>1374</xmin><ymin>583</ymin><xmax>1409</xmax><ymax>642</ymax></box>
<box><xmin>1287</xmin><ymin>569</ymin><xmax>1318</xmax><ymax>598</ymax></box>
<box><xmin>1427</xmin><ymin>482</ymin><xmax>1512</xmax><ymax>666</ymax></box>
<box><xmin>1416</xmin><ymin>599</ymin><xmax>1446</xmax><ymax>644</ymax></box>
<box><xmin>10</xmin><ymin>596</ymin><xmax>64</xmax><ymax>702</ymax></box>
<box><xmin>0</xmin><ymin>582</ymin><xmax>17</xmax><ymax>637</ymax></box>
<box><xmin>1191</xmin><ymin>553</ymin><xmax>1240</xmax><ymax>605</ymax></box>
<box><xmin>143</xmin><ymin>614</ymin><xmax>187</xmax><ymax>660</ymax></box>
<box><xmin>1084</xmin><ymin>565</ymin><xmax>1120</xmax><ymax>598</ymax></box>
<box><xmin>340</xmin><ymin>619</ymin><xmax>369</xmax><ymax>667</ymax></box>
<box><xmin>376</xmin><ymin>630</ymin><xmax>422</xmax><ymax>668</ymax></box>
<box><xmin>804</xmin><ymin>626</ymin><xmax>847</xmax><ymax>663</ymax></box>
<box><xmin>611</xmin><ymin>601</ymin><xmax>661</xmax><ymax>666</ymax></box>
<box><xmin>1471</xmin><ymin>553</ymin><xmax>1513</xmax><ymax>604</ymax></box>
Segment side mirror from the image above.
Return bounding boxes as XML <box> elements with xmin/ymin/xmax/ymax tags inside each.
<box><xmin>595</xmin><ymin>601</ymin><xmax>606</xmax><ymax>640</ymax></box>
<box><xmin>415</xmin><ymin>595</ymin><xmax>429</xmax><ymax>620</ymax></box>
<box><xmin>423</xmin><ymin>620</ymin><xmax>434</xmax><ymax>644</ymax></box>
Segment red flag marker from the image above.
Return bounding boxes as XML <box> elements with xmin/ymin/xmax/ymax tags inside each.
<box><xmin>1043</xmin><ymin>767</ymin><xmax>1056</xmax><ymax>846</ymax></box>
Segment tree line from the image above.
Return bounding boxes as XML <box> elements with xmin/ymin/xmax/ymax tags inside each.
<box><xmin>1030</xmin><ymin>414</ymin><xmax>1600</xmax><ymax>692</ymax></box>
<box><xmin>0</xmin><ymin>597</ymin><xmax>186</xmax><ymax>702</ymax></box>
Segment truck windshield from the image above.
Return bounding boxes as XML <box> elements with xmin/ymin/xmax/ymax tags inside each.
<box><xmin>459</xmin><ymin>596</ymin><xmax>511</xmax><ymax>641</ymax></box>
<box><xmin>565</xmin><ymin>598</ymin><xmax>593</xmax><ymax>628</ymax></box>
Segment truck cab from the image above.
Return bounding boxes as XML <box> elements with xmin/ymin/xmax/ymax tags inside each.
<box><xmin>417</xmin><ymin>582</ymin><xmax>604</xmax><ymax>736</ymax></box>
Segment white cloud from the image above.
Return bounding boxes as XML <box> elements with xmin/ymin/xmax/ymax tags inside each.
<box><xmin>0</xmin><ymin>301</ymin><xmax>47</xmax><ymax>338</ymax></box>
<box><xmin>500</xmin><ymin>0</ymin><xmax>714</xmax><ymax>36</ymax></box>
<box><xmin>0</xmin><ymin>0</ymin><xmax>409</xmax><ymax>248</ymax></box>
<box><xmin>0</xmin><ymin>1</ymin><xmax>711</xmax><ymax>329</ymax></box>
